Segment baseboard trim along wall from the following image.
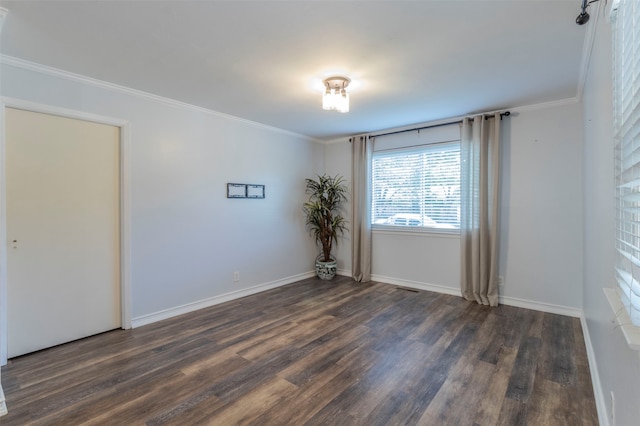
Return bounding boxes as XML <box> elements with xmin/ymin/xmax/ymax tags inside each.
<box><xmin>0</xmin><ymin>384</ymin><xmax>6</xmax><ymax>417</ymax></box>
<box><xmin>369</xmin><ymin>274</ymin><xmax>462</xmax><ymax>298</ymax></box>
<box><xmin>341</xmin><ymin>271</ymin><xmax>583</xmax><ymax>318</ymax></box>
<box><xmin>580</xmin><ymin>314</ymin><xmax>609</xmax><ymax>426</ymax></box>
<box><xmin>497</xmin><ymin>295</ymin><xmax>582</xmax><ymax>318</ymax></box>
<box><xmin>131</xmin><ymin>271</ymin><xmax>316</xmax><ymax>328</ymax></box>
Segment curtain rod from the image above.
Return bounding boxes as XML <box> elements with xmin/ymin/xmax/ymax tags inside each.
<box><xmin>370</xmin><ymin>111</ymin><xmax>510</xmax><ymax>139</ymax></box>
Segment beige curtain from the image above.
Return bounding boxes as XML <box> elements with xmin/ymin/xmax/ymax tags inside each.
<box><xmin>460</xmin><ymin>114</ymin><xmax>501</xmax><ymax>306</ymax></box>
<box><xmin>351</xmin><ymin>134</ymin><xmax>373</xmax><ymax>282</ymax></box>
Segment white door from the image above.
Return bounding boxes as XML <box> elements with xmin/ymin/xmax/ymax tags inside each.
<box><xmin>6</xmin><ymin>107</ymin><xmax>121</xmax><ymax>358</ymax></box>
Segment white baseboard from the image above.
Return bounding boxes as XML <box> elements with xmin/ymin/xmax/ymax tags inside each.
<box><xmin>368</xmin><ymin>274</ymin><xmax>581</xmax><ymax>317</ymax></box>
<box><xmin>0</xmin><ymin>383</ymin><xmax>6</xmax><ymax>417</ymax></box>
<box><xmin>580</xmin><ymin>314</ymin><xmax>609</xmax><ymax>426</ymax></box>
<box><xmin>371</xmin><ymin>274</ymin><xmax>462</xmax><ymax>297</ymax></box>
<box><xmin>131</xmin><ymin>271</ymin><xmax>315</xmax><ymax>328</ymax></box>
<box><xmin>336</xmin><ymin>269</ymin><xmax>352</xmax><ymax>278</ymax></box>
<box><xmin>498</xmin><ymin>295</ymin><xmax>581</xmax><ymax>318</ymax></box>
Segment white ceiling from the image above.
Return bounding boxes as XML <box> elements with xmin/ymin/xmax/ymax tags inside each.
<box><xmin>0</xmin><ymin>0</ymin><xmax>589</xmax><ymax>141</ymax></box>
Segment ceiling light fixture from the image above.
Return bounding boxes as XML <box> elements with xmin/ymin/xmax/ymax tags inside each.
<box><xmin>322</xmin><ymin>76</ymin><xmax>350</xmax><ymax>113</ymax></box>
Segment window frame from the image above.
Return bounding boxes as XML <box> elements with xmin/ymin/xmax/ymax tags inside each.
<box><xmin>610</xmin><ymin>0</ymin><xmax>640</xmax><ymax>349</ymax></box>
<box><xmin>370</xmin><ymin>135</ymin><xmax>461</xmax><ymax>235</ymax></box>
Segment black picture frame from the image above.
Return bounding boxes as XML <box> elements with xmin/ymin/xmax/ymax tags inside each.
<box><xmin>227</xmin><ymin>183</ymin><xmax>247</xmax><ymax>198</ymax></box>
<box><xmin>227</xmin><ymin>183</ymin><xmax>265</xmax><ymax>199</ymax></box>
<box><xmin>247</xmin><ymin>184</ymin><xmax>265</xmax><ymax>199</ymax></box>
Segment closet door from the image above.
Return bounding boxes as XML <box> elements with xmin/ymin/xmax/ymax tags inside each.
<box><xmin>6</xmin><ymin>107</ymin><xmax>121</xmax><ymax>358</ymax></box>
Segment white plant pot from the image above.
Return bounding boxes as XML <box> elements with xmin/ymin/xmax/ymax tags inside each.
<box><xmin>315</xmin><ymin>258</ymin><xmax>337</xmax><ymax>280</ymax></box>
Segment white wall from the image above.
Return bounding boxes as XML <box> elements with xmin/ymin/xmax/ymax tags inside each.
<box><xmin>324</xmin><ymin>139</ymin><xmax>352</xmax><ymax>273</ymax></box>
<box><xmin>500</xmin><ymin>102</ymin><xmax>584</xmax><ymax>311</ymax></box>
<box><xmin>582</xmin><ymin>4</ymin><xmax>640</xmax><ymax>425</ymax></box>
<box><xmin>325</xmin><ymin>102</ymin><xmax>584</xmax><ymax>313</ymax></box>
<box><xmin>0</xmin><ymin>59</ymin><xmax>324</xmax><ymax>323</ymax></box>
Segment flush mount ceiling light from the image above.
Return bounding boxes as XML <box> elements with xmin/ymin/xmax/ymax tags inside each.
<box><xmin>322</xmin><ymin>76</ymin><xmax>350</xmax><ymax>113</ymax></box>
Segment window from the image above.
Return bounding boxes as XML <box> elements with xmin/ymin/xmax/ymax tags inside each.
<box><xmin>613</xmin><ymin>0</ymin><xmax>640</xmax><ymax>325</ymax></box>
<box><xmin>371</xmin><ymin>125</ymin><xmax>461</xmax><ymax>231</ymax></box>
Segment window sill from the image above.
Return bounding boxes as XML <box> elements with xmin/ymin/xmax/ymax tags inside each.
<box><xmin>372</xmin><ymin>225</ymin><xmax>460</xmax><ymax>239</ymax></box>
<box><xmin>603</xmin><ymin>287</ymin><xmax>640</xmax><ymax>351</ymax></box>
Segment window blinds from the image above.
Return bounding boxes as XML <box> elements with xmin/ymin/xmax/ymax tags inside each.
<box><xmin>371</xmin><ymin>124</ymin><xmax>461</xmax><ymax>229</ymax></box>
<box><xmin>613</xmin><ymin>0</ymin><xmax>640</xmax><ymax>325</ymax></box>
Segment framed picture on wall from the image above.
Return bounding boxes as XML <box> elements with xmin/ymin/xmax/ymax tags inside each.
<box><xmin>247</xmin><ymin>184</ymin><xmax>265</xmax><ymax>199</ymax></box>
<box><xmin>227</xmin><ymin>183</ymin><xmax>246</xmax><ymax>198</ymax></box>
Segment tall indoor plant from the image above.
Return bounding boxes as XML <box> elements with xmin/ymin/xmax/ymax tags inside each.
<box><xmin>303</xmin><ymin>174</ymin><xmax>348</xmax><ymax>280</ymax></box>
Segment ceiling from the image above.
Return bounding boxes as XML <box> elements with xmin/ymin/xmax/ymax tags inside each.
<box><xmin>0</xmin><ymin>0</ymin><xmax>589</xmax><ymax>141</ymax></box>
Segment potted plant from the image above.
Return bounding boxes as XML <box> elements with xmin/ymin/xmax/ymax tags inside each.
<box><xmin>303</xmin><ymin>174</ymin><xmax>348</xmax><ymax>280</ymax></box>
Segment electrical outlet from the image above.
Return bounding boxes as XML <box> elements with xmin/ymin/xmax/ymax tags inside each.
<box><xmin>498</xmin><ymin>276</ymin><xmax>505</xmax><ymax>287</ymax></box>
<box><xmin>611</xmin><ymin>391</ymin><xmax>616</xmax><ymax>425</ymax></box>
<box><xmin>233</xmin><ymin>271</ymin><xmax>240</xmax><ymax>282</ymax></box>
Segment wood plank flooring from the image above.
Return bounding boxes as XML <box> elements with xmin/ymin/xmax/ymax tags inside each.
<box><xmin>1</xmin><ymin>277</ymin><xmax>598</xmax><ymax>425</ymax></box>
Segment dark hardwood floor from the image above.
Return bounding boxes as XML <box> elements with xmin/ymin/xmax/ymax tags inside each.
<box><xmin>1</xmin><ymin>277</ymin><xmax>598</xmax><ymax>425</ymax></box>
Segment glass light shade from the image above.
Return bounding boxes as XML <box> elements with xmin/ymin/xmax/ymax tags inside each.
<box><xmin>322</xmin><ymin>88</ymin><xmax>334</xmax><ymax>110</ymax></box>
<box><xmin>321</xmin><ymin>76</ymin><xmax>351</xmax><ymax>113</ymax></box>
<box><xmin>338</xmin><ymin>90</ymin><xmax>349</xmax><ymax>113</ymax></box>
<box><xmin>322</xmin><ymin>88</ymin><xmax>349</xmax><ymax>112</ymax></box>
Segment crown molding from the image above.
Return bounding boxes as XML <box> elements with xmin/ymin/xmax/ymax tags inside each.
<box><xmin>365</xmin><ymin>97</ymin><xmax>579</xmax><ymax>141</ymax></box>
<box><xmin>0</xmin><ymin>54</ymin><xmax>579</xmax><ymax>146</ymax></box>
<box><xmin>324</xmin><ymin>136</ymin><xmax>351</xmax><ymax>145</ymax></box>
<box><xmin>0</xmin><ymin>55</ymin><xmax>319</xmax><ymax>143</ymax></box>
<box><xmin>510</xmin><ymin>97</ymin><xmax>579</xmax><ymax>114</ymax></box>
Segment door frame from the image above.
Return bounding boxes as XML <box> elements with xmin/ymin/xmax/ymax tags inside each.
<box><xmin>0</xmin><ymin>98</ymin><xmax>132</xmax><ymax>365</ymax></box>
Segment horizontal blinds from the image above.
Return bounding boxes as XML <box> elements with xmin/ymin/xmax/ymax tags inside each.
<box><xmin>613</xmin><ymin>0</ymin><xmax>640</xmax><ymax>325</ymax></box>
<box><xmin>372</xmin><ymin>142</ymin><xmax>460</xmax><ymax>229</ymax></box>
